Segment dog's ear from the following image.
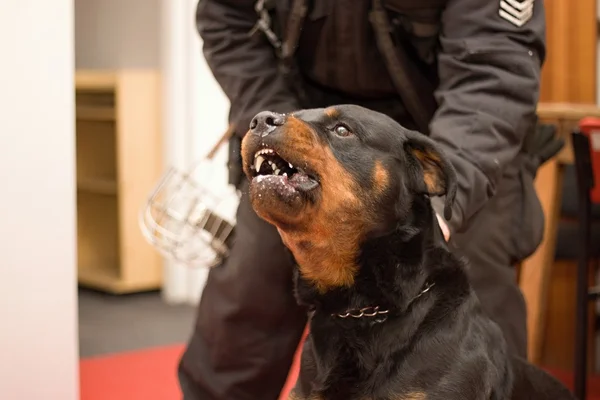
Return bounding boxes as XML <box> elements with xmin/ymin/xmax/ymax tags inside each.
<box><xmin>403</xmin><ymin>131</ymin><xmax>457</xmax><ymax>220</ymax></box>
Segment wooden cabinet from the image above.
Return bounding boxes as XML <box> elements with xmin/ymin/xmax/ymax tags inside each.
<box><xmin>539</xmin><ymin>0</ymin><xmax>596</xmax><ymax>104</ymax></box>
<box><xmin>520</xmin><ymin>103</ymin><xmax>600</xmax><ymax>371</ymax></box>
<box><xmin>520</xmin><ymin>0</ymin><xmax>597</xmax><ymax>370</ymax></box>
<box><xmin>75</xmin><ymin>69</ymin><xmax>163</xmax><ymax>293</ymax></box>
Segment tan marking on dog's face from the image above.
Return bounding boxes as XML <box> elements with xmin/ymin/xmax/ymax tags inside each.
<box><xmin>324</xmin><ymin>107</ymin><xmax>339</xmax><ymax>118</ymax></box>
<box><xmin>372</xmin><ymin>160</ymin><xmax>389</xmax><ymax>193</ymax></box>
<box><xmin>412</xmin><ymin>148</ymin><xmax>445</xmax><ymax>196</ymax></box>
<box><xmin>277</xmin><ymin>117</ymin><xmax>364</xmax><ymax>292</ymax></box>
<box><xmin>242</xmin><ymin>115</ymin><xmax>383</xmax><ymax>293</ymax></box>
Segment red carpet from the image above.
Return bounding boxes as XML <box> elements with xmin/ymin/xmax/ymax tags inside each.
<box><xmin>79</xmin><ymin>343</ymin><xmax>300</xmax><ymax>400</ymax></box>
<box><xmin>80</xmin><ymin>342</ymin><xmax>598</xmax><ymax>399</ymax></box>
<box><xmin>80</xmin><ymin>345</ymin><xmax>185</xmax><ymax>400</ymax></box>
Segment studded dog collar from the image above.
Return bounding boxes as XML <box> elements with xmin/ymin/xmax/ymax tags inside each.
<box><xmin>331</xmin><ymin>281</ymin><xmax>436</xmax><ymax>324</ymax></box>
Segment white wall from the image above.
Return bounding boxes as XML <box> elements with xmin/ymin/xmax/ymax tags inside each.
<box><xmin>160</xmin><ymin>0</ymin><xmax>233</xmax><ymax>304</ymax></box>
<box><xmin>75</xmin><ymin>0</ymin><xmax>160</xmax><ymax>69</ymax></box>
<box><xmin>0</xmin><ymin>1</ymin><xmax>79</xmax><ymax>399</ymax></box>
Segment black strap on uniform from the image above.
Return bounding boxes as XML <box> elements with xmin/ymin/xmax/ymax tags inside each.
<box><xmin>250</xmin><ymin>0</ymin><xmax>310</xmax><ymax>106</ymax></box>
<box><xmin>249</xmin><ymin>0</ymin><xmax>282</xmax><ymax>51</ymax></box>
<box><xmin>279</xmin><ymin>0</ymin><xmax>310</xmax><ymax>105</ymax></box>
<box><xmin>251</xmin><ymin>0</ymin><xmax>437</xmax><ymax>132</ymax></box>
<box><xmin>369</xmin><ymin>0</ymin><xmax>438</xmax><ymax>134</ymax></box>
<box><xmin>281</xmin><ymin>0</ymin><xmax>308</xmax><ymax>71</ymax></box>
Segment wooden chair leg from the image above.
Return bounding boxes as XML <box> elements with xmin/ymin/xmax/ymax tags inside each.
<box><xmin>573</xmin><ymin>223</ymin><xmax>590</xmax><ymax>399</ymax></box>
<box><xmin>573</xmin><ymin>131</ymin><xmax>595</xmax><ymax>400</ymax></box>
<box><xmin>519</xmin><ymin>158</ymin><xmax>565</xmax><ymax>364</ymax></box>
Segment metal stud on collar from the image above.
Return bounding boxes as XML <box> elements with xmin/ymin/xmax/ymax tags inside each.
<box><xmin>335</xmin><ymin>306</ymin><xmax>390</xmax><ymax>319</ymax></box>
<box><xmin>332</xmin><ymin>282</ymin><xmax>436</xmax><ymax>321</ymax></box>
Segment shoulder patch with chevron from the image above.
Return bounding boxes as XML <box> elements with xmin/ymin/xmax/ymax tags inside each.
<box><xmin>498</xmin><ymin>0</ymin><xmax>534</xmax><ymax>27</ymax></box>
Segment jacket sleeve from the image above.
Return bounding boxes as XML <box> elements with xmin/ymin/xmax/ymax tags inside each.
<box><xmin>196</xmin><ymin>0</ymin><xmax>301</xmax><ymax>137</ymax></box>
<box><xmin>428</xmin><ymin>0</ymin><xmax>546</xmax><ymax>234</ymax></box>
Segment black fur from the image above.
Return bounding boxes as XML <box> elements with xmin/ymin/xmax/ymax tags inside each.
<box><xmin>243</xmin><ymin>105</ymin><xmax>576</xmax><ymax>400</ymax></box>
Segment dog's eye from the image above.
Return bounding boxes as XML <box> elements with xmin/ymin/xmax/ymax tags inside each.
<box><xmin>333</xmin><ymin>124</ymin><xmax>352</xmax><ymax>137</ymax></box>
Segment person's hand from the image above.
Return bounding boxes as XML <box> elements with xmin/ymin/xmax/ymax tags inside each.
<box><xmin>436</xmin><ymin>213</ymin><xmax>451</xmax><ymax>242</ymax></box>
<box><xmin>522</xmin><ymin>120</ymin><xmax>565</xmax><ymax>177</ymax></box>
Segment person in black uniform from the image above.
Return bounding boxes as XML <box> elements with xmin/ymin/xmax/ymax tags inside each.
<box><xmin>178</xmin><ymin>1</ymin><xmax>559</xmax><ymax>399</ymax></box>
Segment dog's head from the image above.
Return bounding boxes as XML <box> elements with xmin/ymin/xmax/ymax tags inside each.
<box><xmin>241</xmin><ymin>104</ymin><xmax>457</xmax><ymax>292</ymax></box>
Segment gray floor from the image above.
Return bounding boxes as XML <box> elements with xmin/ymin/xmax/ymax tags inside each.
<box><xmin>78</xmin><ymin>287</ymin><xmax>600</xmax><ymax>372</ymax></box>
<box><xmin>78</xmin><ymin>288</ymin><xmax>197</xmax><ymax>358</ymax></box>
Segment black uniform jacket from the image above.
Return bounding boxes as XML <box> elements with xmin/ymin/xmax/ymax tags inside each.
<box><xmin>195</xmin><ymin>0</ymin><xmax>546</xmax><ymax>235</ymax></box>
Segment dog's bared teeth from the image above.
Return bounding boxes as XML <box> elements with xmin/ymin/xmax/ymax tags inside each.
<box><xmin>256</xmin><ymin>148</ymin><xmax>273</xmax><ymax>157</ymax></box>
<box><xmin>288</xmin><ymin>162</ymin><xmax>294</xmax><ymax>168</ymax></box>
<box><xmin>283</xmin><ymin>172</ymin><xmax>288</xmax><ymax>177</ymax></box>
<box><xmin>254</xmin><ymin>155</ymin><xmax>265</xmax><ymax>172</ymax></box>
<box><xmin>274</xmin><ymin>168</ymin><xmax>281</xmax><ymax>175</ymax></box>
<box><xmin>258</xmin><ymin>148</ymin><xmax>274</xmax><ymax>155</ymax></box>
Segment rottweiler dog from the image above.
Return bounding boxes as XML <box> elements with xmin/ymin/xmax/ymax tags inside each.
<box><xmin>240</xmin><ymin>104</ymin><xmax>575</xmax><ymax>400</ymax></box>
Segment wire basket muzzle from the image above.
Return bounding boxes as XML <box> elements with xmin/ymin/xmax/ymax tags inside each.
<box><xmin>140</xmin><ymin>135</ymin><xmax>240</xmax><ymax>267</ymax></box>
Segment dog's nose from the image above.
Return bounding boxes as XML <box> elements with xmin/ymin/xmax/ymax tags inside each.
<box><xmin>249</xmin><ymin>111</ymin><xmax>285</xmax><ymax>137</ymax></box>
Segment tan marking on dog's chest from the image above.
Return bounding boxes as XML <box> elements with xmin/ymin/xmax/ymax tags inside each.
<box><xmin>276</xmin><ymin>120</ymin><xmax>368</xmax><ymax>293</ymax></box>
<box><xmin>256</xmin><ymin>116</ymin><xmax>385</xmax><ymax>293</ymax></box>
<box><xmin>392</xmin><ymin>392</ymin><xmax>427</xmax><ymax>400</ymax></box>
<box><xmin>289</xmin><ymin>393</ymin><xmax>425</xmax><ymax>400</ymax></box>
<box><xmin>281</xmin><ymin>160</ymin><xmax>365</xmax><ymax>291</ymax></box>
<box><xmin>287</xmin><ymin>391</ymin><xmax>323</xmax><ymax>400</ymax></box>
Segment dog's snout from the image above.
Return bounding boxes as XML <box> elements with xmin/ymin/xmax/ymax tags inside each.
<box><xmin>249</xmin><ymin>111</ymin><xmax>285</xmax><ymax>137</ymax></box>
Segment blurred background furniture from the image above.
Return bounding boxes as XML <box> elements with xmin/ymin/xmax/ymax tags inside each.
<box><xmin>517</xmin><ymin>0</ymin><xmax>598</xmax><ymax>372</ymax></box>
<box><xmin>520</xmin><ymin>104</ymin><xmax>600</xmax><ymax>374</ymax></box>
<box><xmin>75</xmin><ymin>69</ymin><xmax>163</xmax><ymax>293</ymax></box>
<box><xmin>571</xmin><ymin>118</ymin><xmax>600</xmax><ymax>399</ymax></box>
